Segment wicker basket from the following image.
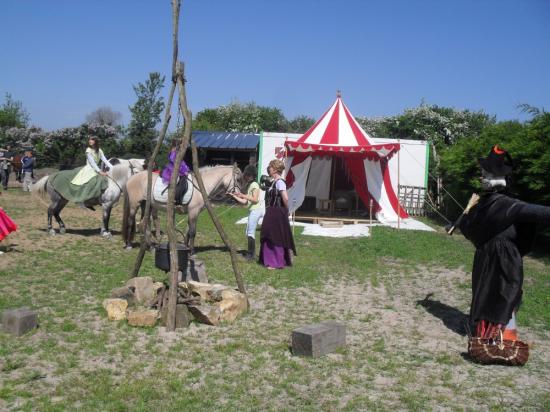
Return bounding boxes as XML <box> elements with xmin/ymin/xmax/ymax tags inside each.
<box><xmin>468</xmin><ymin>331</ymin><xmax>529</xmax><ymax>366</ymax></box>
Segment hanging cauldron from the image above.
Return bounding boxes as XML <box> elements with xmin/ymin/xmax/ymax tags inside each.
<box><xmin>154</xmin><ymin>242</ymin><xmax>189</xmax><ymax>273</ymax></box>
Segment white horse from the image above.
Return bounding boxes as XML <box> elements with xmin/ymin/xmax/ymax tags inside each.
<box><xmin>108</xmin><ymin>158</ymin><xmax>147</xmax><ymax>179</ymax></box>
<box><xmin>33</xmin><ymin>158</ymin><xmax>145</xmax><ymax>238</ymax></box>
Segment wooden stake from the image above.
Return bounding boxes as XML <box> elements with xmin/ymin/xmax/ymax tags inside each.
<box><xmin>130</xmin><ymin>82</ymin><xmax>176</xmax><ymax>278</ymax></box>
<box><xmin>190</xmin><ymin>141</ymin><xmax>247</xmax><ymax>295</ymax></box>
<box><xmin>131</xmin><ymin>0</ymin><xmax>182</xmax><ymax>281</ymax></box>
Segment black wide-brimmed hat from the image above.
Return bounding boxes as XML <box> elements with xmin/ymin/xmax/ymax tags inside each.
<box><xmin>479</xmin><ymin>145</ymin><xmax>513</xmax><ymax>176</ymax></box>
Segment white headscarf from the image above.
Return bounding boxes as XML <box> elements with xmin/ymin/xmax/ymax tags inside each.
<box><xmin>481</xmin><ymin>169</ymin><xmax>507</xmax><ymax>190</ymax></box>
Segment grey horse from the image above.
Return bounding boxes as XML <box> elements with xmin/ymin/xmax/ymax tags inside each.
<box><xmin>33</xmin><ymin>158</ymin><xmax>145</xmax><ymax>238</ymax></box>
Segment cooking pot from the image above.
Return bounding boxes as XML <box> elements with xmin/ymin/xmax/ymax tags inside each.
<box><xmin>154</xmin><ymin>242</ymin><xmax>189</xmax><ymax>272</ymax></box>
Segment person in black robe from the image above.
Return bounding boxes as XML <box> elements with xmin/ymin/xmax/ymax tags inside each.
<box><xmin>458</xmin><ymin>145</ymin><xmax>550</xmax><ymax>340</ymax></box>
<box><xmin>259</xmin><ymin>159</ymin><xmax>296</xmax><ymax>269</ymax></box>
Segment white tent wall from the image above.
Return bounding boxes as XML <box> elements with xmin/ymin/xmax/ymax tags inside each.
<box><xmin>371</xmin><ymin>137</ymin><xmax>429</xmax><ymax>190</ymax></box>
<box><xmin>259</xmin><ymin>132</ymin><xmax>428</xmax><ymax>214</ymax></box>
<box><xmin>282</xmin><ymin>156</ymin><xmax>332</xmax><ymax>213</ymax></box>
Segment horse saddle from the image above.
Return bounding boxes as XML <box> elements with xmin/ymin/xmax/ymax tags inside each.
<box><xmin>153</xmin><ymin>175</ymin><xmax>193</xmax><ymax>205</ymax></box>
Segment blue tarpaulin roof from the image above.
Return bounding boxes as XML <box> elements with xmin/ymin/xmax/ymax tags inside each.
<box><xmin>192</xmin><ymin>131</ymin><xmax>259</xmax><ymax>150</ymax></box>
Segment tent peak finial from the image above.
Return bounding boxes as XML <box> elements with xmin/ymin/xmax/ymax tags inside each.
<box><xmin>336</xmin><ymin>90</ymin><xmax>342</xmax><ymax>98</ymax></box>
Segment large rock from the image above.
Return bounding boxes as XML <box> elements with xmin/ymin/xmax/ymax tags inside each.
<box><xmin>103</xmin><ymin>299</ymin><xmax>128</xmax><ymax>321</ymax></box>
<box><xmin>184</xmin><ymin>259</ymin><xmax>208</xmax><ymax>283</ymax></box>
<box><xmin>126</xmin><ymin>308</ymin><xmax>158</xmax><ymax>327</ymax></box>
<box><xmin>187</xmin><ymin>304</ymin><xmax>221</xmax><ymax>326</ymax></box>
<box><xmin>125</xmin><ymin>277</ymin><xmax>163</xmax><ymax>307</ymax></box>
<box><xmin>217</xmin><ymin>289</ymin><xmax>248</xmax><ymax>323</ymax></box>
<box><xmin>160</xmin><ymin>303</ymin><xmax>193</xmax><ymax>329</ymax></box>
<box><xmin>181</xmin><ymin>281</ymin><xmax>248</xmax><ymax>325</ymax></box>
<box><xmin>110</xmin><ymin>286</ymin><xmax>136</xmax><ymax>305</ymax></box>
<box><xmin>179</xmin><ymin>281</ymin><xmax>226</xmax><ymax>302</ymax></box>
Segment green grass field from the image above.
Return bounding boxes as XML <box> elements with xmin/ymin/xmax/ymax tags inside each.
<box><xmin>1</xmin><ymin>190</ymin><xmax>549</xmax><ymax>411</ymax></box>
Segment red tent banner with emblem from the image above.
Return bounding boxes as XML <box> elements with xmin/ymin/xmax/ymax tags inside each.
<box><xmin>284</xmin><ymin>96</ymin><xmax>408</xmax><ymax>220</ymax></box>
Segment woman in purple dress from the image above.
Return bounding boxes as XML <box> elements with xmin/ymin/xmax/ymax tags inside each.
<box><xmin>259</xmin><ymin>159</ymin><xmax>296</xmax><ymax>269</ymax></box>
<box><xmin>161</xmin><ymin>140</ymin><xmax>191</xmax><ymax>206</ymax></box>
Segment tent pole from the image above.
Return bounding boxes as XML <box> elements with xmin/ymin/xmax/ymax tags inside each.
<box><xmin>369</xmin><ymin>199</ymin><xmax>373</xmax><ymax>224</ymax></box>
<box><xmin>397</xmin><ymin>140</ymin><xmax>401</xmax><ymax>229</ymax></box>
<box><xmin>330</xmin><ymin>157</ymin><xmax>336</xmax><ymax>216</ymax></box>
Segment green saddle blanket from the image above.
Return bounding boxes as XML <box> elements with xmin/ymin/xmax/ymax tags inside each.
<box><xmin>49</xmin><ymin>167</ymin><xmax>108</xmax><ymax>203</ymax></box>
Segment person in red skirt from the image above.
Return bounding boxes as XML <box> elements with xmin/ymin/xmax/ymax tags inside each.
<box><xmin>0</xmin><ymin>207</ymin><xmax>17</xmax><ymax>253</ymax></box>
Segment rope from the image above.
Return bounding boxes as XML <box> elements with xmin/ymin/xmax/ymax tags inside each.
<box><xmin>175</xmin><ymin>202</ymin><xmax>239</xmax><ymax>227</ymax></box>
<box><xmin>424</xmin><ymin>193</ymin><xmax>453</xmax><ymax>224</ymax></box>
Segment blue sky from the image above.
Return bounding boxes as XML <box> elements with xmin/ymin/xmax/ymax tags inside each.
<box><xmin>2</xmin><ymin>0</ymin><xmax>549</xmax><ymax>131</ymax></box>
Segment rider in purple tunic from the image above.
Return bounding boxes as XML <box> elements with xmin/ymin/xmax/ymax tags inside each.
<box><xmin>161</xmin><ymin>141</ymin><xmax>190</xmax><ymax>205</ymax></box>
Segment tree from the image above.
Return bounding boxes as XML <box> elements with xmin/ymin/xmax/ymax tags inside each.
<box><xmin>194</xmin><ymin>101</ymin><xmax>287</xmax><ymax>132</ymax></box>
<box><xmin>286</xmin><ymin>115</ymin><xmax>315</xmax><ymax>133</ymax></box>
<box><xmin>127</xmin><ymin>72</ymin><xmax>165</xmax><ymax>156</ymax></box>
<box><xmin>357</xmin><ymin>103</ymin><xmax>496</xmax><ymax>211</ymax></box>
<box><xmin>31</xmin><ymin>123</ymin><xmax>122</xmax><ymax>169</ymax></box>
<box><xmin>85</xmin><ymin>106</ymin><xmax>122</xmax><ymax>126</ymax></box>
<box><xmin>0</xmin><ymin>93</ymin><xmax>30</xmax><ymax>128</ymax></box>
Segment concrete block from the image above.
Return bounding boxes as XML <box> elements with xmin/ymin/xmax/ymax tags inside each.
<box><xmin>2</xmin><ymin>307</ymin><xmax>38</xmax><ymax>336</ymax></box>
<box><xmin>291</xmin><ymin>321</ymin><xmax>346</xmax><ymax>357</ymax></box>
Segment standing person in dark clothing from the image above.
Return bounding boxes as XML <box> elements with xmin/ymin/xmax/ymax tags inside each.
<box><xmin>228</xmin><ymin>164</ymin><xmax>265</xmax><ymax>261</ymax></box>
<box><xmin>21</xmin><ymin>149</ymin><xmax>35</xmax><ymax>192</ymax></box>
<box><xmin>259</xmin><ymin>159</ymin><xmax>296</xmax><ymax>269</ymax></box>
<box><xmin>458</xmin><ymin>145</ymin><xmax>550</xmax><ymax>342</ymax></box>
<box><xmin>0</xmin><ymin>145</ymin><xmax>14</xmax><ymax>190</ymax></box>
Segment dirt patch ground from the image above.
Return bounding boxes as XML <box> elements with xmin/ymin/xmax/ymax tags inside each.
<box><xmin>0</xmin><ymin>189</ymin><xmax>549</xmax><ymax>410</ymax></box>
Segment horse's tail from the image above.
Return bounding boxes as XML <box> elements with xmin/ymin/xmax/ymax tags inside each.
<box><xmin>32</xmin><ymin>175</ymin><xmax>50</xmax><ymax>200</ymax></box>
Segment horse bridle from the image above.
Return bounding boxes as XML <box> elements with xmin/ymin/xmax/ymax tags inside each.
<box><xmin>226</xmin><ymin>167</ymin><xmax>242</xmax><ymax>195</ymax></box>
<box><xmin>190</xmin><ymin>166</ymin><xmax>242</xmax><ymax>202</ymax></box>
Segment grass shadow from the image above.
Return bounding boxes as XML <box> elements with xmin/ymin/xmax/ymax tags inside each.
<box><xmin>192</xmin><ymin>245</ymin><xmax>230</xmax><ymax>254</ymax></box>
<box><xmin>416</xmin><ymin>293</ymin><xmax>469</xmax><ymax>336</ymax></box>
<box><xmin>38</xmin><ymin>228</ymin><xmax>121</xmax><ymax>237</ymax></box>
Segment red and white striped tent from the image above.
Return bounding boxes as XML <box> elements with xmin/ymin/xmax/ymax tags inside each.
<box><xmin>284</xmin><ymin>96</ymin><xmax>409</xmax><ymax>220</ymax></box>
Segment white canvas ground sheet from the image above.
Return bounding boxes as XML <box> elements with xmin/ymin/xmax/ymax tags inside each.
<box><xmin>299</xmin><ymin>223</ymin><xmax>371</xmax><ymax>237</ymax></box>
<box><xmin>235</xmin><ymin>216</ymin><xmax>434</xmax><ymax>236</ymax></box>
<box><xmin>376</xmin><ymin>216</ymin><xmax>435</xmax><ymax>232</ymax></box>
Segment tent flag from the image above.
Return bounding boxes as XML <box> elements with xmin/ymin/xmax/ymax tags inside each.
<box><xmin>284</xmin><ymin>95</ymin><xmax>409</xmax><ymax>220</ymax></box>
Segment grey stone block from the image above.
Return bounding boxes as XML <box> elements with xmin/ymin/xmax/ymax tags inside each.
<box><xmin>291</xmin><ymin>321</ymin><xmax>346</xmax><ymax>357</ymax></box>
<box><xmin>161</xmin><ymin>304</ymin><xmax>193</xmax><ymax>329</ymax></box>
<box><xmin>2</xmin><ymin>307</ymin><xmax>38</xmax><ymax>337</ymax></box>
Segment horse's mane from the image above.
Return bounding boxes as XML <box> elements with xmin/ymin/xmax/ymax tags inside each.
<box><xmin>198</xmin><ymin>164</ymin><xmax>237</xmax><ymax>172</ymax></box>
